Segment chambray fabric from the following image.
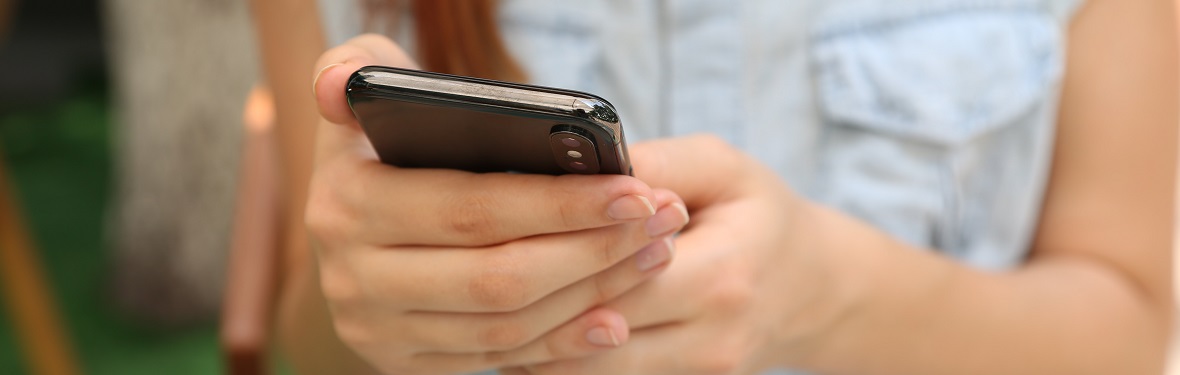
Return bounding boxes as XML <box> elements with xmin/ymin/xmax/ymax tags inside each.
<box><xmin>319</xmin><ymin>0</ymin><xmax>1083</xmax><ymax>373</ymax></box>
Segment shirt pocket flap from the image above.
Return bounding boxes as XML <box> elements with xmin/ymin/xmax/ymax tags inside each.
<box><xmin>811</xmin><ymin>4</ymin><xmax>1065</xmax><ymax>146</ymax></box>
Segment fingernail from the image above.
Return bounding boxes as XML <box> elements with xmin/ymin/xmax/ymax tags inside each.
<box><xmin>635</xmin><ymin>237</ymin><xmax>674</xmax><ymax>272</ymax></box>
<box><xmin>585</xmin><ymin>326</ymin><xmax>621</xmax><ymax>347</ymax></box>
<box><xmin>607</xmin><ymin>195</ymin><xmax>655</xmax><ymax>221</ymax></box>
<box><xmin>645</xmin><ymin>203</ymin><xmax>690</xmax><ymax>237</ymax></box>
<box><xmin>672</xmin><ymin>203</ymin><xmax>690</xmax><ymax>225</ymax></box>
<box><xmin>312</xmin><ymin>62</ymin><xmax>344</xmax><ymax>97</ymax></box>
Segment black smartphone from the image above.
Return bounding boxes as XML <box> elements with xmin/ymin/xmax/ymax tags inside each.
<box><xmin>345</xmin><ymin>66</ymin><xmax>632</xmax><ymax>175</ymax></box>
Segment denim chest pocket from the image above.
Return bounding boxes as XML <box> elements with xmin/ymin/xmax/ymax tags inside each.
<box><xmin>806</xmin><ymin>2</ymin><xmax>1068</xmax><ymax>254</ymax></box>
<box><xmin>810</xmin><ymin>2</ymin><xmax>1065</xmax><ymax>146</ymax></box>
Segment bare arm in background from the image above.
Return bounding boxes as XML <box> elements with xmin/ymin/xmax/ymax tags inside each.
<box><xmin>809</xmin><ymin>0</ymin><xmax>1179</xmax><ymax>371</ymax></box>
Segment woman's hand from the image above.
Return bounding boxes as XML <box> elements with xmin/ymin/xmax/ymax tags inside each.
<box><xmin>504</xmin><ymin>135</ymin><xmax>858</xmax><ymax>375</ymax></box>
<box><xmin>305</xmin><ymin>34</ymin><xmax>691</xmax><ymax>375</ymax></box>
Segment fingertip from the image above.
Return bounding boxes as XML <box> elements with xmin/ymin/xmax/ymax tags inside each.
<box><xmin>313</xmin><ymin>60</ymin><xmax>368</xmax><ymax>125</ymax></box>
<box><xmin>603</xmin><ymin>310</ymin><xmax>631</xmax><ymax>345</ymax></box>
<box><xmin>650</xmin><ymin>188</ymin><xmax>690</xmax><ymax>228</ymax></box>
<box><xmin>635</xmin><ymin>236</ymin><xmax>675</xmax><ymax>273</ymax></box>
<box><xmin>581</xmin><ymin>308</ymin><xmax>630</xmax><ymax>347</ymax></box>
<box><xmin>650</xmin><ymin>188</ymin><xmax>684</xmax><ymax>209</ymax></box>
<box><xmin>601</xmin><ymin>176</ymin><xmax>662</xmax><ymax>223</ymax></box>
<box><xmin>312</xmin><ymin>34</ymin><xmax>420</xmax><ymax>126</ymax></box>
<box><xmin>556</xmin><ymin>174</ymin><xmax>657</xmax><ymax>222</ymax></box>
<box><xmin>607</xmin><ymin>175</ymin><xmax>658</xmax><ymax>208</ymax></box>
<box><xmin>671</xmin><ymin>203</ymin><xmax>690</xmax><ymax>226</ymax></box>
<box><xmin>606</xmin><ymin>194</ymin><xmax>656</xmax><ymax>221</ymax></box>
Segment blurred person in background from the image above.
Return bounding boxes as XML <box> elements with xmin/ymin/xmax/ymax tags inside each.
<box><xmin>286</xmin><ymin>0</ymin><xmax>1178</xmax><ymax>374</ymax></box>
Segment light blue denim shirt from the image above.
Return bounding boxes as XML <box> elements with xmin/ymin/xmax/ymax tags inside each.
<box><xmin>320</xmin><ymin>0</ymin><xmax>1083</xmax><ymax>373</ymax></box>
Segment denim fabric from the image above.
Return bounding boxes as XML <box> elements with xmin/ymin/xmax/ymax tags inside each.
<box><xmin>319</xmin><ymin>0</ymin><xmax>1082</xmax><ymax>373</ymax></box>
<box><xmin>492</xmin><ymin>0</ymin><xmax>1081</xmax><ymax>270</ymax></box>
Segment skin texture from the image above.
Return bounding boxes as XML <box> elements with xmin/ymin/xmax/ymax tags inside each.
<box><xmin>285</xmin><ymin>0</ymin><xmax>1178</xmax><ymax>373</ymax></box>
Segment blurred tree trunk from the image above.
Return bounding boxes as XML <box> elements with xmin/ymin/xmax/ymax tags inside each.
<box><xmin>104</xmin><ymin>0</ymin><xmax>258</xmax><ymax>325</ymax></box>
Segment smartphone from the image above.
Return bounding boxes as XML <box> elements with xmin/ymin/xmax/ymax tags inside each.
<box><xmin>345</xmin><ymin>66</ymin><xmax>632</xmax><ymax>175</ymax></box>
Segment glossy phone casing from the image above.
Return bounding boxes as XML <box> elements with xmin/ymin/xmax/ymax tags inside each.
<box><xmin>346</xmin><ymin>66</ymin><xmax>632</xmax><ymax>175</ymax></box>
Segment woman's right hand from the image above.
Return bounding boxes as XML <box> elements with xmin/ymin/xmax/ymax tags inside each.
<box><xmin>305</xmin><ymin>34</ymin><xmax>691</xmax><ymax>375</ymax></box>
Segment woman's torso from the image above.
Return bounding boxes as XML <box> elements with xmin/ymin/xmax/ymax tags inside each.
<box><xmin>320</xmin><ymin>0</ymin><xmax>1082</xmax><ymax>373</ymax></box>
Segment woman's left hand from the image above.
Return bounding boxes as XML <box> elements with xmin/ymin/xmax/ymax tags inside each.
<box><xmin>503</xmin><ymin>134</ymin><xmax>858</xmax><ymax>375</ymax></box>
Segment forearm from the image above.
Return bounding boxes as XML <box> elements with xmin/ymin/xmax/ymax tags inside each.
<box><xmin>794</xmin><ymin>202</ymin><xmax>1172</xmax><ymax>375</ymax></box>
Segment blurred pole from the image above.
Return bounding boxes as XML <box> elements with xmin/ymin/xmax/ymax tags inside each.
<box><xmin>0</xmin><ymin>149</ymin><xmax>80</xmax><ymax>375</ymax></box>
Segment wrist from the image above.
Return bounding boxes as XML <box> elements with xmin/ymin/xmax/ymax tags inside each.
<box><xmin>768</xmin><ymin>199</ymin><xmax>876</xmax><ymax>370</ymax></box>
<box><xmin>779</xmin><ymin>201</ymin><xmax>964</xmax><ymax>373</ymax></box>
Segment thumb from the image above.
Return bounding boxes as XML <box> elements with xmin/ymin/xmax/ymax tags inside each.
<box><xmin>312</xmin><ymin>33</ymin><xmax>420</xmax><ymax>126</ymax></box>
<box><xmin>627</xmin><ymin>134</ymin><xmax>753</xmax><ymax>210</ymax></box>
<box><xmin>310</xmin><ymin>34</ymin><xmax>420</xmax><ymax>166</ymax></box>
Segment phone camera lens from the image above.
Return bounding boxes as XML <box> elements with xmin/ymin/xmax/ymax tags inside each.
<box><xmin>569</xmin><ymin>161</ymin><xmax>588</xmax><ymax>170</ymax></box>
<box><xmin>566</xmin><ymin>150</ymin><xmax>583</xmax><ymax>159</ymax></box>
<box><xmin>560</xmin><ymin>137</ymin><xmax>581</xmax><ymax>147</ymax></box>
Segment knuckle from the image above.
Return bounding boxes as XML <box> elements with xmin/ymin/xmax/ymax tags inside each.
<box><xmin>590</xmin><ymin>227</ymin><xmax>626</xmax><ymax>267</ymax></box>
<box><xmin>589</xmin><ymin>267</ymin><xmax>623</xmax><ymax>305</ymax></box>
<box><xmin>467</xmin><ymin>267</ymin><xmax>530</xmax><ymax>311</ymax></box>
<box><xmin>304</xmin><ymin>185</ymin><xmax>339</xmax><ymax>236</ymax></box>
<box><xmin>707</xmin><ymin>277</ymin><xmax>755</xmax><ymax>315</ymax></box>
<box><xmin>318</xmin><ymin>263</ymin><xmax>363</xmax><ymax>305</ymax></box>
<box><xmin>591</xmin><ymin>273</ymin><xmax>610</xmax><ymax>305</ymax></box>
<box><xmin>477</xmin><ymin>321</ymin><xmax>532</xmax><ymax>350</ymax></box>
<box><xmin>443</xmin><ymin>191</ymin><xmax>502</xmax><ymax>243</ymax></box>
<box><xmin>555</xmin><ymin>193</ymin><xmax>580</xmax><ymax>229</ymax></box>
<box><xmin>305</xmin><ymin>171</ymin><xmax>361</xmax><ymax>243</ymax></box>
<box><xmin>540</xmin><ymin>330</ymin><xmax>566</xmax><ymax>359</ymax></box>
